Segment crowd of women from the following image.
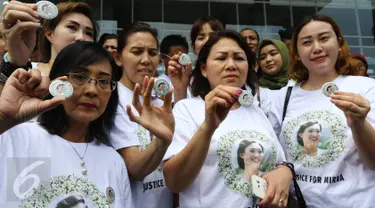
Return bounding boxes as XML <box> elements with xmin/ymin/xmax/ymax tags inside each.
<box><xmin>0</xmin><ymin>1</ymin><xmax>374</xmax><ymax>208</ymax></box>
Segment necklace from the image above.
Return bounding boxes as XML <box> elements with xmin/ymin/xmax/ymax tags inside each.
<box><xmin>67</xmin><ymin>141</ymin><xmax>89</xmax><ymax>175</ymax></box>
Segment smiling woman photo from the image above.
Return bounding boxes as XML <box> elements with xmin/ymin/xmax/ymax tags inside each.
<box><xmin>236</xmin><ymin>140</ymin><xmax>264</xmax><ymax>181</ymax></box>
<box><xmin>297</xmin><ymin>121</ymin><xmax>322</xmax><ymax>156</ymax></box>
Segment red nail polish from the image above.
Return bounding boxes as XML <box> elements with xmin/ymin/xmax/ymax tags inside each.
<box><xmin>237</xmin><ymin>88</ymin><xmax>243</xmax><ymax>94</ymax></box>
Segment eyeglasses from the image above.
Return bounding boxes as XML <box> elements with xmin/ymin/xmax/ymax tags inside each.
<box><xmin>67</xmin><ymin>73</ymin><xmax>117</xmax><ymax>91</ymax></box>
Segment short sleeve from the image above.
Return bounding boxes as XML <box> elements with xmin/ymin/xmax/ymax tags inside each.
<box><xmin>110</xmin><ymin>102</ymin><xmax>140</xmax><ymax>150</ymax></box>
<box><xmin>362</xmin><ymin>78</ymin><xmax>375</xmax><ymax>128</ymax></box>
<box><xmin>115</xmin><ymin>157</ymin><xmax>134</xmax><ymax>207</ymax></box>
<box><xmin>163</xmin><ymin>101</ymin><xmax>199</xmax><ymax>161</ymax></box>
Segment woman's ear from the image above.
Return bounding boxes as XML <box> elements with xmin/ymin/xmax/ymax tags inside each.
<box><xmin>112</xmin><ymin>51</ymin><xmax>123</xmax><ymax>67</ymax></box>
<box><xmin>201</xmin><ymin>62</ymin><xmax>207</xmax><ymax>78</ymax></box>
<box><xmin>45</xmin><ymin>30</ymin><xmax>54</xmax><ymax>43</ymax></box>
<box><xmin>240</xmin><ymin>153</ymin><xmax>244</xmax><ymax>159</ymax></box>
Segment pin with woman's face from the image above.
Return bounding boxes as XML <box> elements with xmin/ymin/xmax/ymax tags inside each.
<box><xmin>154</xmin><ymin>78</ymin><xmax>170</xmax><ymax>96</ymax></box>
<box><xmin>322</xmin><ymin>82</ymin><xmax>338</xmax><ymax>97</ymax></box>
<box><xmin>238</xmin><ymin>90</ymin><xmax>253</xmax><ymax>107</ymax></box>
<box><xmin>106</xmin><ymin>187</ymin><xmax>115</xmax><ymax>203</ymax></box>
<box><xmin>49</xmin><ymin>80</ymin><xmax>73</xmax><ymax>98</ymax></box>
<box><xmin>178</xmin><ymin>53</ymin><xmax>191</xmax><ymax>66</ymax></box>
<box><xmin>36</xmin><ymin>1</ymin><xmax>58</xmax><ymax>19</ymax></box>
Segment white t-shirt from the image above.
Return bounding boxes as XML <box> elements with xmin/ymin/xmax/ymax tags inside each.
<box><xmin>257</xmin><ymin>87</ymin><xmax>281</xmax><ymax>117</ymax></box>
<box><xmin>164</xmin><ymin>96</ymin><xmax>286</xmax><ymax>208</ymax></box>
<box><xmin>110</xmin><ymin>83</ymin><xmax>173</xmax><ymax>208</ymax></box>
<box><xmin>256</xmin><ymin>81</ymin><xmax>295</xmax><ymax>117</ymax></box>
<box><xmin>0</xmin><ymin>123</ymin><xmax>133</xmax><ymax>208</ymax></box>
<box><xmin>268</xmin><ymin>75</ymin><xmax>375</xmax><ymax>208</ymax></box>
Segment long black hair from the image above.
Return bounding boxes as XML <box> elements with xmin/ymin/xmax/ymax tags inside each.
<box><xmin>38</xmin><ymin>41</ymin><xmax>122</xmax><ymax>145</ymax></box>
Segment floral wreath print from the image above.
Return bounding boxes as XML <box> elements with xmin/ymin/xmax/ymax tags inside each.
<box><xmin>217</xmin><ymin>130</ymin><xmax>277</xmax><ymax>198</ymax></box>
<box><xmin>137</xmin><ymin>125</ymin><xmax>163</xmax><ymax>173</ymax></box>
<box><xmin>138</xmin><ymin>125</ymin><xmax>149</xmax><ymax>152</ymax></box>
<box><xmin>282</xmin><ymin>110</ymin><xmax>346</xmax><ymax>168</ymax></box>
<box><xmin>19</xmin><ymin>175</ymin><xmax>111</xmax><ymax>208</ymax></box>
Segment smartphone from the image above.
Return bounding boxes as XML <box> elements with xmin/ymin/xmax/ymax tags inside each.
<box><xmin>252</xmin><ymin>175</ymin><xmax>267</xmax><ymax>199</ymax></box>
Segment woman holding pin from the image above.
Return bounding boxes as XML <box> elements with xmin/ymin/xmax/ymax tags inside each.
<box><xmin>0</xmin><ymin>41</ymin><xmax>135</xmax><ymax>207</ymax></box>
<box><xmin>268</xmin><ymin>14</ymin><xmax>375</xmax><ymax>207</ymax></box>
<box><xmin>167</xmin><ymin>16</ymin><xmax>225</xmax><ymax>104</ymax></box>
<box><xmin>162</xmin><ymin>30</ymin><xmax>292</xmax><ymax>208</ymax></box>
<box><xmin>0</xmin><ymin>1</ymin><xmax>97</xmax><ymax>93</ymax></box>
<box><xmin>110</xmin><ymin>22</ymin><xmax>174</xmax><ymax>208</ymax></box>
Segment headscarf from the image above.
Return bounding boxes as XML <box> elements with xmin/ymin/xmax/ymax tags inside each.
<box><xmin>257</xmin><ymin>39</ymin><xmax>289</xmax><ymax>90</ymax></box>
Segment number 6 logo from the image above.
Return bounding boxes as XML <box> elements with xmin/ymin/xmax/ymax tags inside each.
<box><xmin>13</xmin><ymin>161</ymin><xmax>45</xmax><ymax>199</ymax></box>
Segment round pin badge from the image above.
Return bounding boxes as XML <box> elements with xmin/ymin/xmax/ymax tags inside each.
<box><xmin>238</xmin><ymin>90</ymin><xmax>253</xmax><ymax>107</ymax></box>
<box><xmin>322</xmin><ymin>82</ymin><xmax>338</xmax><ymax>97</ymax></box>
<box><xmin>106</xmin><ymin>187</ymin><xmax>115</xmax><ymax>203</ymax></box>
<box><xmin>154</xmin><ymin>78</ymin><xmax>170</xmax><ymax>96</ymax></box>
<box><xmin>36</xmin><ymin>1</ymin><xmax>58</xmax><ymax>20</ymax></box>
<box><xmin>178</xmin><ymin>53</ymin><xmax>191</xmax><ymax>66</ymax></box>
<box><xmin>49</xmin><ymin>80</ymin><xmax>73</xmax><ymax>98</ymax></box>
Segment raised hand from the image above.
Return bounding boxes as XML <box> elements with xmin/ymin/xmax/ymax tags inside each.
<box><xmin>330</xmin><ymin>91</ymin><xmax>371</xmax><ymax>127</ymax></box>
<box><xmin>127</xmin><ymin>76</ymin><xmax>175</xmax><ymax>144</ymax></box>
<box><xmin>0</xmin><ymin>68</ymin><xmax>65</xmax><ymax>127</ymax></box>
<box><xmin>167</xmin><ymin>52</ymin><xmax>193</xmax><ymax>101</ymax></box>
<box><xmin>203</xmin><ymin>85</ymin><xmax>242</xmax><ymax>131</ymax></box>
<box><xmin>1</xmin><ymin>1</ymin><xmax>40</xmax><ymax>66</ymax></box>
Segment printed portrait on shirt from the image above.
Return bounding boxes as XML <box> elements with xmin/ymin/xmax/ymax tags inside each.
<box><xmin>54</xmin><ymin>194</ymin><xmax>90</xmax><ymax>208</ymax></box>
<box><xmin>282</xmin><ymin>110</ymin><xmax>346</xmax><ymax>168</ymax></box>
<box><xmin>19</xmin><ymin>175</ymin><xmax>111</xmax><ymax>208</ymax></box>
<box><xmin>217</xmin><ymin>130</ymin><xmax>277</xmax><ymax>198</ymax></box>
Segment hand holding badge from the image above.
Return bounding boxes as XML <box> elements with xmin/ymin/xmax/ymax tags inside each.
<box><xmin>323</xmin><ymin>81</ymin><xmax>371</xmax><ymax>127</ymax></box>
<box><xmin>36</xmin><ymin>1</ymin><xmax>58</xmax><ymax>20</ymax></box>
<box><xmin>153</xmin><ymin>78</ymin><xmax>170</xmax><ymax>97</ymax></box>
<box><xmin>0</xmin><ymin>69</ymin><xmax>65</xmax><ymax>125</ymax></box>
<box><xmin>127</xmin><ymin>76</ymin><xmax>175</xmax><ymax>144</ymax></box>
<box><xmin>1</xmin><ymin>1</ymin><xmax>58</xmax><ymax>67</ymax></box>
<box><xmin>322</xmin><ymin>82</ymin><xmax>338</xmax><ymax>97</ymax></box>
<box><xmin>238</xmin><ymin>90</ymin><xmax>254</xmax><ymax>107</ymax></box>
<box><xmin>49</xmin><ymin>80</ymin><xmax>73</xmax><ymax>98</ymax></box>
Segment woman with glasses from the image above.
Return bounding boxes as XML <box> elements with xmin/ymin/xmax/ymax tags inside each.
<box><xmin>0</xmin><ymin>41</ymin><xmax>135</xmax><ymax>207</ymax></box>
<box><xmin>110</xmin><ymin>22</ymin><xmax>174</xmax><ymax>208</ymax></box>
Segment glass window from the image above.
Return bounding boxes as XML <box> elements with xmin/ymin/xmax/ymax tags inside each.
<box><xmin>318</xmin><ymin>8</ymin><xmax>357</xmax><ymax>36</ymax></box>
<box><xmin>265</xmin><ymin>3</ymin><xmax>290</xmax><ymax>28</ymax></box>
<box><xmin>238</xmin><ymin>3</ymin><xmax>264</xmax><ymax>26</ymax></box>
<box><xmin>358</xmin><ymin>9</ymin><xmax>375</xmax><ymax>37</ymax></box>
<box><xmin>292</xmin><ymin>6</ymin><xmax>316</xmax><ymax>26</ymax></box>
<box><xmin>164</xmin><ymin>0</ymin><xmax>208</xmax><ymax>24</ymax></box>
<box><xmin>210</xmin><ymin>2</ymin><xmax>237</xmax><ymax>25</ymax></box>
<box><xmin>134</xmin><ymin>0</ymin><xmax>162</xmax><ymax>22</ymax></box>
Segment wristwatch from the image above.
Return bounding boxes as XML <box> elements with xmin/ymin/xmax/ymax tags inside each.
<box><xmin>0</xmin><ymin>53</ymin><xmax>32</xmax><ymax>78</ymax></box>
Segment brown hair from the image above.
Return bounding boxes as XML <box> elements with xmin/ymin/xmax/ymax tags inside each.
<box><xmin>190</xmin><ymin>16</ymin><xmax>224</xmax><ymax>50</ymax></box>
<box><xmin>289</xmin><ymin>14</ymin><xmax>355</xmax><ymax>83</ymax></box>
<box><xmin>39</xmin><ymin>2</ymin><xmax>98</xmax><ymax>63</ymax></box>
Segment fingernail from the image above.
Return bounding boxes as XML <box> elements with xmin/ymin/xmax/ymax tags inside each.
<box><xmin>237</xmin><ymin>88</ymin><xmax>243</xmax><ymax>94</ymax></box>
<box><xmin>27</xmin><ymin>77</ymin><xmax>34</xmax><ymax>84</ymax></box>
<box><xmin>234</xmin><ymin>93</ymin><xmax>240</xmax><ymax>98</ymax></box>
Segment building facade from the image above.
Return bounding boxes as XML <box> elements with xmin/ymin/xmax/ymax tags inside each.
<box><xmin>3</xmin><ymin>0</ymin><xmax>375</xmax><ymax>76</ymax></box>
